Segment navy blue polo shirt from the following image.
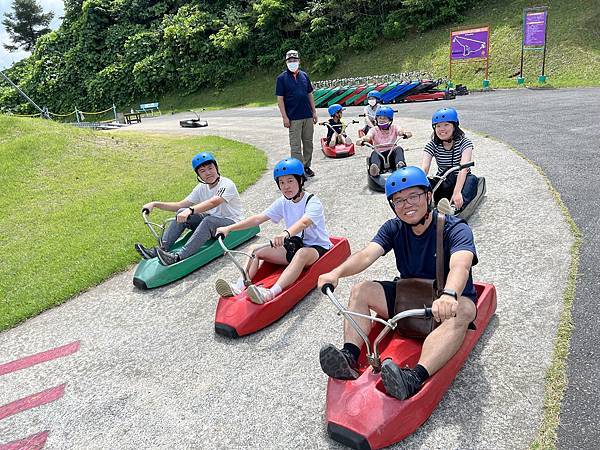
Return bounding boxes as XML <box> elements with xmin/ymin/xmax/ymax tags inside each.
<box><xmin>372</xmin><ymin>214</ymin><xmax>478</xmax><ymax>300</ymax></box>
<box><xmin>275</xmin><ymin>69</ymin><xmax>314</xmax><ymax>121</ymax></box>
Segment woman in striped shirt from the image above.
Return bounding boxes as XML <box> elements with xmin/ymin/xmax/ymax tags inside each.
<box><xmin>421</xmin><ymin>107</ymin><xmax>479</xmax><ymax>213</ymax></box>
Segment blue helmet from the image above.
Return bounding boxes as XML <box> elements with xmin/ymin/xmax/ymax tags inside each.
<box><xmin>273</xmin><ymin>158</ymin><xmax>305</xmax><ymax>181</ymax></box>
<box><xmin>375</xmin><ymin>105</ymin><xmax>394</xmax><ymax>120</ymax></box>
<box><xmin>432</xmin><ymin>107</ymin><xmax>459</xmax><ymax>127</ymax></box>
<box><xmin>385</xmin><ymin>166</ymin><xmax>430</xmax><ymax>200</ymax></box>
<box><xmin>367</xmin><ymin>90</ymin><xmax>382</xmax><ymax>100</ymax></box>
<box><xmin>192</xmin><ymin>152</ymin><xmax>217</xmax><ymax>171</ymax></box>
<box><xmin>328</xmin><ymin>104</ymin><xmax>344</xmax><ymax>117</ymax></box>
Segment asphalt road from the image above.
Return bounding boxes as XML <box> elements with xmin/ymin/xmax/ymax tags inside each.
<box><xmin>196</xmin><ymin>87</ymin><xmax>600</xmax><ymax>447</ymax></box>
<box><xmin>0</xmin><ymin>107</ymin><xmax>573</xmax><ymax>448</ymax></box>
<box><xmin>381</xmin><ymin>87</ymin><xmax>598</xmax><ymax>449</ymax></box>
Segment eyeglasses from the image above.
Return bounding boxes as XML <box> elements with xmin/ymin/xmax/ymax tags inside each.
<box><xmin>391</xmin><ymin>192</ymin><xmax>426</xmax><ymax>208</ymax></box>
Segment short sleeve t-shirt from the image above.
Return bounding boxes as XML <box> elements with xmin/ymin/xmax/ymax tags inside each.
<box><xmin>275</xmin><ymin>70</ymin><xmax>314</xmax><ymax>121</ymax></box>
<box><xmin>262</xmin><ymin>192</ymin><xmax>332</xmax><ymax>249</ymax></box>
<box><xmin>363</xmin><ymin>105</ymin><xmax>377</xmax><ymax>125</ymax></box>
<box><xmin>366</xmin><ymin>125</ymin><xmax>402</xmax><ymax>152</ymax></box>
<box><xmin>185</xmin><ymin>176</ymin><xmax>243</xmax><ymax>222</ymax></box>
<box><xmin>424</xmin><ymin>136</ymin><xmax>474</xmax><ymax>176</ymax></box>
<box><xmin>371</xmin><ymin>214</ymin><xmax>478</xmax><ymax>300</ymax></box>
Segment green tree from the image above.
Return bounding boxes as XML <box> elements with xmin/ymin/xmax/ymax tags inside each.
<box><xmin>2</xmin><ymin>0</ymin><xmax>54</xmax><ymax>52</ymax></box>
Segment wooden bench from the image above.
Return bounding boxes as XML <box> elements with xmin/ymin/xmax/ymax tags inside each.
<box><xmin>136</xmin><ymin>102</ymin><xmax>161</xmax><ymax>117</ymax></box>
<box><xmin>124</xmin><ymin>112</ymin><xmax>142</xmax><ymax>124</ymax></box>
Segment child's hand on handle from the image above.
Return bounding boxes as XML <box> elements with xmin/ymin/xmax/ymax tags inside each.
<box><xmin>403</xmin><ymin>131</ymin><xmax>412</xmax><ymax>139</ymax></box>
<box><xmin>272</xmin><ymin>232</ymin><xmax>288</xmax><ymax>248</ymax></box>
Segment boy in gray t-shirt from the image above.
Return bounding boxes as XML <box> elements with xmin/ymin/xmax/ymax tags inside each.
<box><xmin>134</xmin><ymin>152</ymin><xmax>243</xmax><ymax>265</ymax></box>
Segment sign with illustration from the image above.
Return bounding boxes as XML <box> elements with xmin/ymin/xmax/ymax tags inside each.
<box><xmin>450</xmin><ymin>27</ymin><xmax>490</xmax><ymax>60</ymax></box>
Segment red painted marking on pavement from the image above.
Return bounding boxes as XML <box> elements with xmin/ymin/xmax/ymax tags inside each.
<box><xmin>0</xmin><ymin>384</ymin><xmax>65</xmax><ymax>422</ymax></box>
<box><xmin>0</xmin><ymin>430</ymin><xmax>49</xmax><ymax>450</ymax></box>
<box><xmin>0</xmin><ymin>341</ymin><xmax>80</xmax><ymax>377</ymax></box>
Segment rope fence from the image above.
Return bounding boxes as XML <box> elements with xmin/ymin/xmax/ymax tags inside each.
<box><xmin>6</xmin><ymin>104</ymin><xmax>119</xmax><ymax>124</ymax></box>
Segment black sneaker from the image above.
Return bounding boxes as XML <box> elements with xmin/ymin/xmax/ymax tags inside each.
<box><xmin>157</xmin><ymin>248</ymin><xmax>181</xmax><ymax>266</ymax></box>
<box><xmin>319</xmin><ymin>344</ymin><xmax>359</xmax><ymax>380</ymax></box>
<box><xmin>304</xmin><ymin>166</ymin><xmax>315</xmax><ymax>178</ymax></box>
<box><xmin>380</xmin><ymin>359</ymin><xmax>423</xmax><ymax>400</ymax></box>
<box><xmin>135</xmin><ymin>243</ymin><xmax>157</xmax><ymax>260</ymax></box>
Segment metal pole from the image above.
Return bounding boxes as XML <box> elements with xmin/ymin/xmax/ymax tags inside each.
<box><xmin>0</xmin><ymin>70</ymin><xmax>48</xmax><ymax>118</ymax></box>
<box><xmin>75</xmin><ymin>108</ymin><xmax>80</xmax><ymax>123</ymax></box>
<box><xmin>113</xmin><ymin>103</ymin><xmax>117</xmax><ymax>122</ymax></box>
<box><xmin>520</xmin><ymin>9</ymin><xmax>525</xmax><ymax>81</ymax></box>
<box><xmin>541</xmin><ymin>9</ymin><xmax>548</xmax><ymax>78</ymax></box>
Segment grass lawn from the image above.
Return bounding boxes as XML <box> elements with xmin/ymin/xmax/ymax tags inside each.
<box><xmin>0</xmin><ymin>116</ymin><xmax>266</xmax><ymax>331</ymax></box>
<box><xmin>159</xmin><ymin>0</ymin><xmax>599</xmax><ymax>112</ymax></box>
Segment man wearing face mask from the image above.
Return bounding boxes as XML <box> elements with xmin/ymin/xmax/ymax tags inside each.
<box><xmin>276</xmin><ymin>50</ymin><xmax>319</xmax><ymax>178</ymax></box>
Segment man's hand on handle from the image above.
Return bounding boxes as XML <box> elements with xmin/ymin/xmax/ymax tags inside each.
<box><xmin>176</xmin><ymin>208</ymin><xmax>192</xmax><ymax>223</ymax></box>
<box><xmin>318</xmin><ymin>272</ymin><xmax>339</xmax><ymax>292</ymax></box>
<box><xmin>142</xmin><ymin>202</ymin><xmax>156</xmax><ymax>213</ymax></box>
<box><xmin>215</xmin><ymin>226</ymin><xmax>230</xmax><ymax>238</ymax></box>
<box><xmin>431</xmin><ymin>294</ymin><xmax>458</xmax><ymax>323</ymax></box>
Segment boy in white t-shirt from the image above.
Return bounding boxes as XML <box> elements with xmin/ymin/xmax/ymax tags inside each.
<box><xmin>214</xmin><ymin>158</ymin><xmax>332</xmax><ymax>305</ymax></box>
<box><xmin>134</xmin><ymin>152</ymin><xmax>243</xmax><ymax>266</ymax></box>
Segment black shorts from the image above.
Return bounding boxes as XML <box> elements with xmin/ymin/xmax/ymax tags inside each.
<box><xmin>285</xmin><ymin>244</ymin><xmax>329</xmax><ymax>263</ymax></box>
<box><xmin>374</xmin><ymin>280</ymin><xmax>398</xmax><ymax>319</ymax></box>
<box><xmin>374</xmin><ymin>279</ymin><xmax>478</xmax><ymax>325</ymax></box>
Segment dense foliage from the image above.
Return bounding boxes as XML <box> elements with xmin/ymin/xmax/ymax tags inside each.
<box><xmin>0</xmin><ymin>0</ymin><xmax>475</xmax><ymax>113</ymax></box>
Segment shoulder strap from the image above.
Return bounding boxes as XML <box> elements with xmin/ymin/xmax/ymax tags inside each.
<box><xmin>436</xmin><ymin>212</ymin><xmax>445</xmax><ymax>296</ymax></box>
<box><xmin>300</xmin><ymin>194</ymin><xmax>314</xmax><ymax>239</ymax></box>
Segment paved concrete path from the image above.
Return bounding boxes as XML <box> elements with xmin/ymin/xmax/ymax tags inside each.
<box><xmin>377</xmin><ymin>87</ymin><xmax>599</xmax><ymax>450</ymax></box>
<box><xmin>0</xmin><ymin>100</ymin><xmax>573</xmax><ymax>448</ymax></box>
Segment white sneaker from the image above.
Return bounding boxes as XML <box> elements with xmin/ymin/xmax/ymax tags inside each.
<box><xmin>437</xmin><ymin>198</ymin><xmax>455</xmax><ymax>215</ymax></box>
<box><xmin>247</xmin><ymin>285</ymin><xmax>275</xmax><ymax>305</ymax></box>
<box><xmin>369</xmin><ymin>163</ymin><xmax>381</xmax><ymax>177</ymax></box>
<box><xmin>215</xmin><ymin>279</ymin><xmax>242</xmax><ymax>298</ymax></box>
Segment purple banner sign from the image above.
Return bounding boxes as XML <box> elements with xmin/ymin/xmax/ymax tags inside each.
<box><xmin>450</xmin><ymin>27</ymin><xmax>490</xmax><ymax>60</ymax></box>
<box><xmin>524</xmin><ymin>10</ymin><xmax>547</xmax><ymax>47</ymax></box>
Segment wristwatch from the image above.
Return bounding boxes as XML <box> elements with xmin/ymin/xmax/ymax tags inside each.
<box><xmin>188</xmin><ymin>207</ymin><xmax>195</xmax><ymax>214</ymax></box>
<box><xmin>442</xmin><ymin>288</ymin><xmax>458</xmax><ymax>300</ymax></box>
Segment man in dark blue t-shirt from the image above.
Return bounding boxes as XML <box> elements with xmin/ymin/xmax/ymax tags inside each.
<box><xmin>276</xmin><ymin>50</ymin><xmax>318</xmax><ymax>177</ymax></box>
<box><xmin>318</xmin><ymin>166</ymin><xmax>478</xmax><ymax>401</ymax></box>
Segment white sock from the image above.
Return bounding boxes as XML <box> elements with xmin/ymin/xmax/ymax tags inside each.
<box><xmin>234</xmin><ymin>278</ymin><xmax>245</xmax><ymax>290</ymax></box>
<box><xmin>270</xmin><ymin>284</ymin><xmax>283</xmax><ymax>297</ymax></box>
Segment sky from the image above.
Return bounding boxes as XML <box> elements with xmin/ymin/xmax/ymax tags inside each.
<box><xmin>0</xmin><ymin>0</ymin><xmax>64</xmax><ymax>70</ymax></box>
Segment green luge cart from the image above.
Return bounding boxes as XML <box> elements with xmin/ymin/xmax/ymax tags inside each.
<box><xmin>133</xmin><ymin>226</ymin><xmax>260</xmax><ymax>289</ymax></box>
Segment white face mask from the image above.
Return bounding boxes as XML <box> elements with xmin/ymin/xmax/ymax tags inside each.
<box><xmin>368</xmin><ymin>99</ymin><xmax>377</xmax><ymax>107</ymax></box>
<box><xmin>287</xmin><ymin>61</ymin><xmax>299</xmax><ymax>72</ymax></box>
